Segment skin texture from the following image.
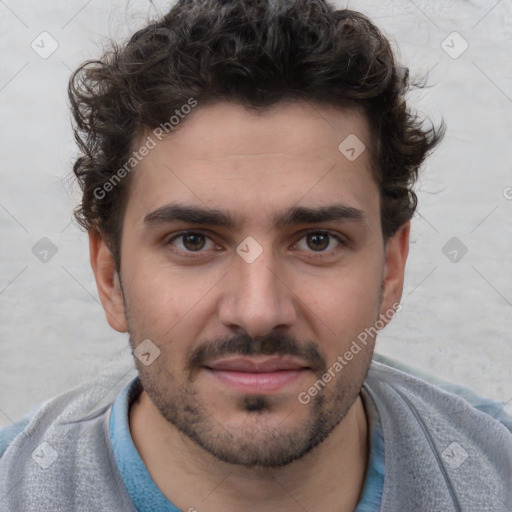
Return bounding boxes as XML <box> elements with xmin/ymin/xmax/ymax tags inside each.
<box><xmin>89</xmin><ymin>101</ymin><xmax>409</xmax><ymax>512</ymax></box>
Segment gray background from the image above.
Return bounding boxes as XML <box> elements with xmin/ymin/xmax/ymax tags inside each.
<box><xmin>1</xmin><ymin>0</ymin><xmax>511</xmax><ymax>428</ymax></box>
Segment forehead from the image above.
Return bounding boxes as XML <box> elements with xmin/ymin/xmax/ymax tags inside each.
<box><xmin>124</xmin><ymin>101</ymin><xmax>379</xmax><ymax>229</ymax></box>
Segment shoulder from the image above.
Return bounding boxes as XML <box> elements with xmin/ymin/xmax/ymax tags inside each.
<box><xmin>371</xmin><ymin>352</ymin><xmax>512</xmax><ymax>433</ymax></box>
<box><xmin>365</xmin><ymin>353</ymin><xmax>512</xmax><ymax>509</ymax></box>
<box><xmin>0</xmin><ymin>401</ymin><xmax>48</xmax><ymax>458</ymax></box>
<box><xmin>0</xmin><ymin>368</ymin><xmax>138</xmax><ymax>512</ymax></box>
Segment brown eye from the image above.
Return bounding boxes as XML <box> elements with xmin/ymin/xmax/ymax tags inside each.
<box><xmin>182</xmin><ymin>233</ymin><xmax>206</xmax><ymax>251</ymax></box>
<box><xmin>293</xmin><ymin>231</ymin><xmax>343</xmax><ymax>254</ymax></box>
<box><xmin>169</xmin><ymin>232</ymin><xmax>215</xmax><ymax>252</ymax></box>
<box><xmin>306</xmin><ymin>232</ymin><xmax>330</xmax><ymax>251</ymax></box>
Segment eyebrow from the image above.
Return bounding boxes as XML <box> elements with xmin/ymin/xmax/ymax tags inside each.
<box><xmin>273</xmin><ymin>204</ymin><xmax>365</xmax><ymax>227</ymax></box>
<box><xmin>143</xmin><ymin>203</ymin><xmax>366</xmax><ymax>228</ymax></box>
<box><xmin>144</xmin><ymin>204</ymin><xmax>237</xmax><ymax>227</ymax></box>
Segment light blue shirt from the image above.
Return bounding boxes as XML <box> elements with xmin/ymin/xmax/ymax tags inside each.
<box><xmin>108</xmin><ymin>376</ymin><xmax>385</xmax><ymax>512</ymax></box>
<box><xmin>2</xmin><ymin>354</ymin><xmax>511</xmax><ymax>510</ymax></box>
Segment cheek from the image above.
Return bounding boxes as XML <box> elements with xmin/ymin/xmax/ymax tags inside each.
<box><xmin>299</xmin><ymin>264</ymin><xmax>382</xmax><ymax>352</ymax></box>
<box><xmin>305</xmin><ymin>261</ymin><xmax>382</xmax><ymax>314</ymax></box>
<box><xmin>122</xmin><ymin>261</ymin><xmax>219</xmax><ymax>343</ymax></box>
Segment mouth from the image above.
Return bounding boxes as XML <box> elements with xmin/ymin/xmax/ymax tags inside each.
<box><xmin>203</xmin><ymin>356</ymin><xmax>311</xmax><ymax>393</ymax></box>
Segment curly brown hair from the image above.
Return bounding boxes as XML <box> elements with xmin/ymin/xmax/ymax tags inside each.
<box><xmin>68</xmin><ymin>0</ymin><xmax>444</xmax><ymax>270</ymax></box>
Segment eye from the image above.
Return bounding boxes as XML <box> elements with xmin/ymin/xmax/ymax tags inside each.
<box><xmin>293</xmin><ymin>231</ymin><xmax>343</xmax><ymax>252</ymax></box>
<box><xmin>168</xmin><ymin>232</ymin><xmax>217</xmax><ymax>252</ymax></box>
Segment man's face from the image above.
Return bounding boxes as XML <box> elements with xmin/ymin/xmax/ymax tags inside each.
<box><xmin>94</xmin><ymin>101</ymin><xmax>407</xmax><ymax>468</ymax></box>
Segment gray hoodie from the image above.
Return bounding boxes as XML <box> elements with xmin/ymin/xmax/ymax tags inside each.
<box><xmin>1</xmin><ymin>358</ymin><xmax>511</xmax><ymax>511</ymax></box>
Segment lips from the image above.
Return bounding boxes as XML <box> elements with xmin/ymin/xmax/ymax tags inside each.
<box><xmin>203</xmin><ymin>356</ymin><xmax>310</xmax><ymax>393</ymax></box>
<box><xmin>204</xmin><ymin>356</ymin><xmax>309</xmax><ymax>373</ymax></box>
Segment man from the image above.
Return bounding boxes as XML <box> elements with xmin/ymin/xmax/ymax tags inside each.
<box><xmin>1</xmin><ymin>0</ymin><xmax>511</xmax><ymax>510</ymax></box>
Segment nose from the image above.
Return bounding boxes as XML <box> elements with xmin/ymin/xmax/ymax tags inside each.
<box><xmin>218</xmin><ymin>253</ymin><xmax>298</xmax><ymax>338</ymax></box>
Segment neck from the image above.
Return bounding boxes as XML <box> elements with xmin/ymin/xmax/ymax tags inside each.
<box><xmin>129</xmin><ymin>391</ymin><xmax>368</xmax><ymax>512</ymax></box>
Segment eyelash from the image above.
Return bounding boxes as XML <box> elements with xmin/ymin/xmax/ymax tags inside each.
<box><xmin>165</xmin><ymin>230</ymin><xmax>347</xmax><ymax>259</ymax></box>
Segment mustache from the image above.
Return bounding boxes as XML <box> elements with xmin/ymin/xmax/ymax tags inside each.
<box><xmin>186</xmin><ymin>331</ymin><xmax>327</xmax><ymax>376</ymax></box>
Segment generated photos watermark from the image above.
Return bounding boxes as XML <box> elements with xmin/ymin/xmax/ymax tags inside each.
<box><xmin>93</xmin><ymin>97</ymin><xmax>198</xmax><ymax>200</ymax></box>
<box><xmin>298</xmin><ymin>302</ymin><xmax>402</xmax><ymax>405</ymax></box>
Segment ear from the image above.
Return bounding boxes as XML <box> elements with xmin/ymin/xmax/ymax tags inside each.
<box><xmin>88</xmin><ymin>229</ymin><xmax>128</xmax><ymax>333</ymax></box>
<box><xmin>379</xmin><ymin>221</ymin><xmax>410</xmax><ymax>323</ymax></box>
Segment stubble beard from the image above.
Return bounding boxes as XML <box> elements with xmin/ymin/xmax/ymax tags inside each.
<box><xmin>120</xmin><ymin>274</ymin><xmax>379</xmax><ymax>469</ymax></box>
<box><xmin>128</xmin><ymin>329</ymin><xmax>372</xmax><ymax>469</ymax></box>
